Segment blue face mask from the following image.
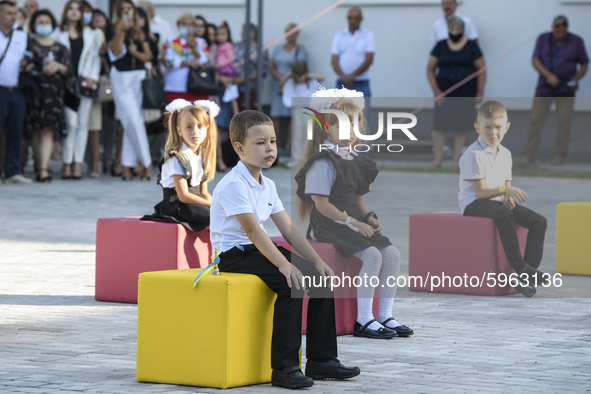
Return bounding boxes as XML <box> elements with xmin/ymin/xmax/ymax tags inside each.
<box><xmin>178</xmin><ymin>26</ymin><xmax>189</xmax><ymax>37</ymax></box>
<box><xmin>83</xmin><ymin>13</ymin><xmax>93</xmax><ymax>25</ymax></box>
<box><xmin>35</xmin><ymin>25</ymin><xmax>53</xmax><ymax>37</ymax></box>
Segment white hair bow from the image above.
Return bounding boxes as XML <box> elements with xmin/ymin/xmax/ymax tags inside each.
<box><xmin>193</xmin><ymin>100</ymin><xmax>220</xmax><ymax>118</ymax></box>
<box><xmin>165</xmin><ymin>99</ymin><xmax>192</xmax><ymax>113</ymax></box>
<box><xmin>308</xmin><ymin>86</ymin><xmax>365</xmax><ymax>111</ymax></box>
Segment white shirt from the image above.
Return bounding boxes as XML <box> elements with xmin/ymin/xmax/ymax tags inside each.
<box><xmin>331</xmin><ymin>27</ymin><xmax>374</xmax><ymax>81</ymax></box>
<box><xmin>0</xmin><ymin>29</ymin><xmax>27</xmax><ymax>87</ymax></box>
<box><xmin>305</xmin><ymin>141</ymin><xmax>358</xmax><ymax>200</ymax></box>
<box><xmin>458</xmin><ymin>136</ymin><xmax>512</xmax><ymax>214</ymax></box>
<box><xmin>150</xmin><ymin>15</ymin><xmax>176</xmax><ymax>44</ymax></box>
<box><xmin>430</xmin><ymin>12</ymin><xmax>479</xmax><ymax>42</ymax></box>
<box><xmin>159</xmin><ymin>143</ymin><xmax>204</xmax><ymax>188</ymax></box>
<box><xmin>210</xmin><ymin>161</ymin><xmax>285</xmax><ymax>254</ymax></box>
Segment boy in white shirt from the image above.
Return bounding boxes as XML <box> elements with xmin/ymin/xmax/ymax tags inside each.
<box><xmin>210</xmin><ymin>110</ymin><xmax>360</xmax><ymax>389</ymax></box>
<box><xmin>459</xmin><ymin>101</ymin><xmax>549</xmax><ymax>297</ymax></box>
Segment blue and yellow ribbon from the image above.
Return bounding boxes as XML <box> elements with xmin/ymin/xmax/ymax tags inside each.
<box><xmin>193</xmin><ymin>250</ymin><xmax>220</xmax><ymax>289</ymax></box>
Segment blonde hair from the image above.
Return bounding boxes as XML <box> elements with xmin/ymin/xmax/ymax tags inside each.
<box><xmin>165</xmin><ymin>106</ymin><xmax>218</xmax><ymax>182</ymax></box>
<box><xmin>175</xmin><ymin>11</ymin><xmax>193</xmax><ymax>26</ymax></box>
<box><xmin>446</xmin><ymin>15</ymin><xmax>464</xmax><ymax>30</ymax></box>
<box><xmin>297</xmin><ymin>98</ymin><xmax>365</xmax><ymax>221</ymax></box>
<box><xmin>229</xmin><ymin>110</ymin><xmax>273</xmax><ymax>145</ymax></box>
<box><xmin>477</xmin><ymin>100</ymin><xmax>508</xmax><ymax>121</ymax></box>
<box><xmin>285</xmin><ymin>22</ymin><xmax>297</xmax><ymax>33</ymax></box>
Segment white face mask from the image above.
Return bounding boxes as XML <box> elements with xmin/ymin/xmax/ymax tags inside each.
<box><xmin>178</xmin><ymin>26</ymin><xmax>189</xmax><ymax>37</ymax></box>
<box><xmin>36</xmin><ymin>25</ymin><xmax>53</xmax><ymax>37</ymax></box>
<box><xmin>83</xmin><ymin>13</ymin><xmax>93</xmax><ymax>25</ymax></box>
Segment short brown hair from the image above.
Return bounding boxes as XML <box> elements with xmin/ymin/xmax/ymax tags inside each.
<box><xmin>229</xmin><ymin>110</ymin><xmax>273</xmax><ymax>145</ymax></box>
<box><xmin>477</xmin><ymin>100</ymin><xmax>508</xmax><ymax>120</ymax></box>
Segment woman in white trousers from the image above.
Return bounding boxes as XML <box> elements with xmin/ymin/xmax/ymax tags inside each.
<box><xmin>54</xmin><ymin>0</ymin><xmax>100</xmax><ymax>179</ymax></box>
<box><xmin>107</xmin><ymin>0</ymin><xmax>153</xmax><ymax>180</ymax></box>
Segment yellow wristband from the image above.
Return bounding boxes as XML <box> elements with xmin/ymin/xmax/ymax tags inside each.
<box><xmin>497</xmin><ymin>185</ymin><xmax>506</xmax><ymax>196</ymax></box>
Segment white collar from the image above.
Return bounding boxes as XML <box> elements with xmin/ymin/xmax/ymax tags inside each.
<box><xmin>321</xmin><ymin>140</ymin><xmax>358</xmax><ymax>160</ymax></box>
<box><xmin>180</xmin><ymin>143</ymin><xmax>200</xmax><ymax>157</ymax></box>
<box><xmin>235</xmin><ymin>160</ymin><xmax>265</xmax><ymax>188</ymax></box>
<box><xmin>476</xmin><ymin>136</ymin><xmax>499</xmax><ymax>155</ymax></box>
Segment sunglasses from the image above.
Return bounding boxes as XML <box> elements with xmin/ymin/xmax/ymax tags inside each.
<box><xmin>554</xmin><ymin>21</ymin><xmax>568</xmax><ymax>28</ymax></box>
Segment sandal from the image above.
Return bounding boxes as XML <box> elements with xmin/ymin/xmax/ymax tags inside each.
<box><xmin>381</xmin><ymin>317</ymin><xmax>414</xmax><ymax>337</ymax></box>
<box><xmin>353</xmin><ymin>319</ymin><xmax>396</xmax><ymax>339</ymax></box>
<box><xmin>36</xmin><ymin>168</ymin><xmax>52</xmax><ymax>183</ymax></box>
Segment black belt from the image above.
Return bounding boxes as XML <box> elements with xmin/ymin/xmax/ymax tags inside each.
<box><xmin>0</xmin><ymin>86</ymin><xmax>20</xmax><ymax>92</ymax></box>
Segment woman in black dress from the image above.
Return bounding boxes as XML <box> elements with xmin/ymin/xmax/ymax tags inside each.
<box><xmin>427</xmin><ymin>16</ymin><xmax>486</xmax><ymax>169</ymax></box>
<box><xmin>22</xmin><ymin>10</ymin><xmax>71</xmax><ymax>183</ymax></box>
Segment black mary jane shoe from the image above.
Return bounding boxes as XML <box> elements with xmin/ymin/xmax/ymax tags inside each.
<box><xmin>271</xmin><ymin>366</ymin><xmax>314</xmax><ymax>389</ymax></box>
<box><xmin>305</xmin><ymin>358</ymin><xmax>360</xmax><ymax>381</ymax></box>
<box><xmin>353</xmin><ymin>319</ymin><xmax>396</xmax><ymax>339</ymax></box>
<box><xmin>381</xmin><ymin>317</ymin><xmax>414</xmax><ymax>337</ymax></box>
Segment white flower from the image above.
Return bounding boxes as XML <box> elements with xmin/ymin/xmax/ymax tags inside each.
<box><xmin>308</xmin><ymin>86</ymin><xmax>365</xmax><ymax>111</ymax></box>
<box><xmin>193</xmin><ymin>100</ymin><xmax>220</xmax><ymax>118</ymax></box>
<box><xmin>165</xmin><ymin>99</ymin><xmax>192</xmax><ymax>113</ymax></box>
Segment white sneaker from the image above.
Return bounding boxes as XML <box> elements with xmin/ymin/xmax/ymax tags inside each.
<box><xmin>3</xmin><ymin>174</ymin><xmax>33</xmax><ymax>184</ymax></box>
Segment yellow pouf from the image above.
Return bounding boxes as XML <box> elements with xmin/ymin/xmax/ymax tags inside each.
<box><xmin>136</xmin><ymin>269</ymin><xmax>276</xmax><ymax>389</ymax></box>
<box><xmin>556</xmin><ymin>202</ymin><xmax>591</xmax><ymax>276</ymax></box>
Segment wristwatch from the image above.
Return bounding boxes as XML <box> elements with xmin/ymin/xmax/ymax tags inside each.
<box><xmin>363</xmin><ymin>211</ymin><xmax>378</xmax><ymax>223</ymax></box>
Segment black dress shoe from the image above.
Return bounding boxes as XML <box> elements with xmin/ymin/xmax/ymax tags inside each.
<box><xmin>381</xmin><ymin>317</ymin><xmax>414</xmax><ymax>337</ymax></box>
<box><xmin>305</xmin><ymin>358</ymin><xmax>360</xmax><ymax>381</ymax></box>
<box><xmin>513</xmin><ymin>276</ymin><xmax>536</xmax><ymax>297</ymax></box>
<box><xmin>271</xmin><ymin>366</ymin><xmax>314</xmax><ymax>389</ymax></box>
<box><xmin>517</xmin><ymin>264</ymin><xmax>550</xmax><ymax>287</ymax></box>
<box><xmin>353</xmin><ymin>319</ymin><xmax>396</xmax><ymax>339</ymax></box>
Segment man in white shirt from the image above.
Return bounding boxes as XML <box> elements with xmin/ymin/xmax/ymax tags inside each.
<box><xmin>430</xmin><ymin>0</ymin><xmax>478</xmax><ymax>43</ymax></box>
<box><xmin>331</xmin><ymin>7</ymin><xmax>374</xmax><ymax>99</ymax></box>
<box><xmin>0</xmin><ymin>0</ymin><xmax>31</xmax><ymax>184</ymax></box>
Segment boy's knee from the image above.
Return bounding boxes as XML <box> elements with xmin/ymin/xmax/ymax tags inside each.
<box><xmin>535</xmin><ymin>215</ymin><xmax>547</xmax><ymax>231</ymax></box>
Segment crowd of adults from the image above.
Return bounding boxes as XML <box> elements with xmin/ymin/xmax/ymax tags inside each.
<box><xmin>0</xmin><ymin>0</ymin><xmax>588</xmax><ymax>185</ymax></box>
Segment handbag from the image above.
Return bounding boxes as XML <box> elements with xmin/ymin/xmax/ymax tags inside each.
<box><xmin>96</xmin><ymin>74</ymin><xmax>113</xmax><ymax>102</ymax></box>
<box><xmin>74</xmin><ymin>76</ymin><xmax>99</xmax><ymax>99</ymax></box>
<box><xmin>187</xmin><ymin>67</ymin><xmax>218</xmax><ymax>95</ymax></box>
<box><xmin>142</xmin><ymin>77</ymin><xmax>167</xmax><ymax>109</ymax></box>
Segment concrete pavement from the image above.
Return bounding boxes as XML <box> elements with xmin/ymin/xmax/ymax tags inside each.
<box><xmin>1</xmin><ymin>160</ymin><xmax>590</xmax><ymax>393</ymax></box>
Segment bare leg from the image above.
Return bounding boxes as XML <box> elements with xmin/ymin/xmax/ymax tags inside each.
<box><xmin>430</xmin><ymin>130</ymin><xmax>445</xmax><ymax>168</ymax></box>
<box><xmin>32</xmin><ymin>129</ymin><xmax>53</xmax><ymax>181</ymax></box>
<box><xmin>88</xmin><ymin>130</ymin><xmax>100</xmax><ymax>177</ymax></box>
<box><xmin>452</xmin><ymin>133</ymin><xmax>467</xmax><ymax>169</ymax></box>
<box><xmin>272</xmin><ymin>117</ymin><xmax>282</xmax><ymax>150</ymax></box>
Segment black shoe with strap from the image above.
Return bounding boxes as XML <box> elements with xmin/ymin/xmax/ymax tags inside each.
<box><xmin>381</xmin><ymin>317</ymin><xmax>414</xmax><ymax>337</ymax></box>
<box><xmin>271</xmin><ymin>366</ymin><xmax>314</xmax><ymax>389</ymax></box>
<box><xmin>517</xmin><ymin>264</ymin><xmax>550</xmax><ymax>287</ymax></box>
<box><xmin>353</xmin><ymin>319</ymin><xmax>396</xmax><ymax>339</ymax></box>
<box><xmin>305</xmin><ymin>358</ymin><xmax>360</xmax><ymax>381</ymax></box>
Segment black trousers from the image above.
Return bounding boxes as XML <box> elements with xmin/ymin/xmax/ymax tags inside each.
<box><xmin>464</xmin><ymin>200</ymin><xmax>547</xmax><ymax>271</ymax></box>
<box><xmin>218</xmin><ymin>244</ymin><xmax>338</xmax><ymax>370</ymax></box>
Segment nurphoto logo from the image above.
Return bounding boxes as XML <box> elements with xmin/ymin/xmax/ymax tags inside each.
<box><xmin>303</xmin><ymin>107</ymin><xmax>418</xmax><ymax>153</ymax></box>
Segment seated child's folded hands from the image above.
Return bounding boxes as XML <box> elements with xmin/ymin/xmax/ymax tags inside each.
<box><xmin>502</xmin><ymin>196</ymin><xmax>516</xmax><ymax>210</ymax></box>
<box><xmin>353</xmin><ymin>221</ymin><xmax>375</xmax><ymax>237</ymax></box>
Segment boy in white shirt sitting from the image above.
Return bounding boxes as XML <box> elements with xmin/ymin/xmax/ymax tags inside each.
<box><xmin>210</xmin><ymin>110</ymin><xmax>360</xmax><ymax>389</ymax></box>
<box><xmin>459</xmin><ymin>100</ymin><xmax>549</xmax><ymax>297</ymax></box>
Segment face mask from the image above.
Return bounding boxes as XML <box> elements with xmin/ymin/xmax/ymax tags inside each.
<box><xmin>449</xmin><ymin>33</ymin><xmax>463</xmax><ymax>43</ymax></box>
<box><xmin>83</xmin><ymin>13</ymin><xmax>93</xmax><ymax>25</ymax></box>
<box><xmin>36</xmin><ymin>25</ymin><xmax>53</xmax><ymax>37</ymax></box>
<box><xmin>178</xmin><ymin>26</ymin><xmax>189</xmax><ymax>37</ymax></box>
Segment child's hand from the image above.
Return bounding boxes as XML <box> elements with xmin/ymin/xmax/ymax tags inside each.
<box><xmin>353</xmin><ymin>222</ymin><xmax>374</xmax><ymax>237</ymax></box>
<box><xmin>367</xmin><ymin>217</ymin><xmax>382</xmax><ymax>235</ymax></box>
<box><xmin>314</xmin><ymin>261</ymin><xmax>334</xmax><ymax>278</ymax></box>
<box><xmin>505</xmin><ymin>186</ymin><xmax>528</xmax><ymax>203</ymax></box>
<box><xmin>502</xmin><ymin>196</ymin><xmax>516</xmax><ymax>210</ymax></box>
<box><xmin>279</xmin><ymin>263</ymin><xmax>305</xmax><ymax>290</ymax></box>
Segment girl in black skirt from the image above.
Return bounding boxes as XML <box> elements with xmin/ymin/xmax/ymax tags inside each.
<box><xmin>296</xmin><ymin>93</ymin><xmax>413</xmax><ymax>339</ymax></box>
<box><xmin>142</xmin><ymin>99</ymin><xmax>218</xmax><ymax>231</ymax></box>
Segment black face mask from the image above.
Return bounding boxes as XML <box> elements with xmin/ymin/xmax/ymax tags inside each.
<box><xmin>449</xmin><ymin>33</ymin><xmax>463</xmax><ymax>43</ymax></box>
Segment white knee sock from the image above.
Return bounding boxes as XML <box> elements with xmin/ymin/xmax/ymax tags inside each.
<box><xmin>376</xmin><ymin>245</ymin><xmax>402</xmax><ymax>328</ymax></box>
<box><xmin>353</xmin><ymin>247</ymin><xmax>382</xmax><ymax>330</ymax></box>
